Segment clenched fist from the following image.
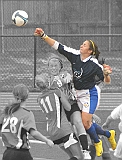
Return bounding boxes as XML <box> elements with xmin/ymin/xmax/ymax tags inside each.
<box><xmin>34</xmin><ymin>28</ymin><xmax>44</xmax><ymax>37</ymax></box>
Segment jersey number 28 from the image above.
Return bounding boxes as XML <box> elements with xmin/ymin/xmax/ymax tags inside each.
<box><xmin>1</xmin><ymin>117</ymin><xmax>18</xmax><ymax>133</ymax></box>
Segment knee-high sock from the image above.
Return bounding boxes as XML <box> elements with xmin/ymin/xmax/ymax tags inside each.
<box><xmin>93</xmin><ymin>122</ymin><xmax>110</xmax><ymax>138</ymax></box>
<box><xmin>86</xmin><ymin>124</ymin><xmax>100</xmax><ymax>143</ymax></box>
<box><xmin>79</xmin><ymin>134</ymin><xmax>89</xmax><ymax>150</ymax></box>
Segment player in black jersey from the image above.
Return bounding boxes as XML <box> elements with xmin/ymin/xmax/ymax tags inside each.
<box><xmin>0</xmin><ymin>84</ymin><xmax>54</xmax><ymax>160</ymax></box>
<box><xmin>34</xmin><ymin>28</ymin><xmax>116</xmax><ymax>157</ymax></box>
<box><xmin>47</xmin><ymin>56</ymin><xmax>113</xmax><ymax>160</ymax></box>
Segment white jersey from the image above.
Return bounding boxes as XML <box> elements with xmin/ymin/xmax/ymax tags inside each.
<box><xmin>111</xmin><ymin>103</ymin><xmax>122</xmax><ymax>132</ymax></box>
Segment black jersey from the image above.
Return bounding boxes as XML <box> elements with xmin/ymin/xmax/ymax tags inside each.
<box><xmin>56</xmin><ymin>43</ymin><xmax>104</xmax><ymax>90</ymax></box>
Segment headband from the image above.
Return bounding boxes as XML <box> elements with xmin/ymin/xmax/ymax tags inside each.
<box><xmin>89</xmin><ymin>40</ymin><xmax>95</xmax><ymax>55</ymax></box>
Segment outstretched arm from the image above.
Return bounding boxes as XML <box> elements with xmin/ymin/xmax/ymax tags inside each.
<box><xmin>34</xmin><ymin>28</ymin><xmax>55</xmax><ymax>47</ymax></box>
<box><xmin>30</xmin><ymin>129</ymin><xmax>54</xmax><ymax>147</ymax></box>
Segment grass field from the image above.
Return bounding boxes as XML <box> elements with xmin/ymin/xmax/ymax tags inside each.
<box><xmin>0</xmin><ymin>109</ymin><xmax>120</xmax><ymax>160</ymax></box>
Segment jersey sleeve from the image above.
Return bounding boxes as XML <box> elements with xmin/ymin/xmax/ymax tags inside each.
<box><xmin>52</xmin><ymin>41</ymin><xmax>80</xmax><ymax>63</ymax></box>
<box><xmin>91</xmin><ymin>58</ymin><xmax>104</xmax><ymax>82</ymax></box>
<box><xmin>95</xmin><ymin>65</ymin><xmax>104</xmax><ymax>82</ymax></box>
<box><xmin>111</xmin><ymin>104</ymin><xmax>122</xmax><ymax>120</ymax></box>
<box><xmin>23</xmin><ymin>111</ymin><xmax>37</xmax><ymax>132</ymax></box>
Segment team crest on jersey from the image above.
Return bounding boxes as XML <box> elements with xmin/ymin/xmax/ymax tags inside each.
<box><xmin>74</xmin><ymin>68</ymin><xmax>83</xmax><ymax>79</ymax></box>
<box><xmin>83</xmin><ymin>102</ymin><xmax>89</xmax><ymax>108</ymax></box>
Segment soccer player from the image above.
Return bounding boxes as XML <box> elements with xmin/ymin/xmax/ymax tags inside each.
<box><xmin>34</xmin><ymin>28</ymin><xmax>117</xmax><ymax>157</ymax></box>
<box><xmin>36</xmin><ymin>74</ymin><xmax>84</xmax><ymax>160</ymax></box>
<box><xmin>0</xmin><ymin>84</ymin><xmax>54</xmax><ymax>160</ymax></box>
<box><xmin>47</xmin><ymin>55</ymin><xmax>91</xmax><ymax>159</ymax></box>
<box><xmin>102</xmin><ymin>103</ymin><xmax>122</xmax><ymax>160</ymax></box>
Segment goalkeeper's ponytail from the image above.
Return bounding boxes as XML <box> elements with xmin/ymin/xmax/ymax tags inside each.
<box><xmin>89</xmin><ymin>40</ymin><xmax>100</xmax><ymax>60</ymax></box>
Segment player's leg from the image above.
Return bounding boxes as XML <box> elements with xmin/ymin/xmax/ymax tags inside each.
<box><xmin>60</xmin><ymin>141</ymin><xmax>84</xmax><ymax>160</ymax></box>
<box><xmin>60</xmin><ymin>146</ymin><xmax>80</xmax><ymax>160</ymax></box>
<box><xmin>89</xmin><ymin>143</ymin><xmax>96</xmax><ymax>160</ymax></box>
<box><xmin>101</xmin><ymin>136</ymin><xmax>112</xmax><ymax>160</ymax></box>
<box><xmin>67</xmin><ymin>142</ymin><xmax>84</xmax><ymax>160</ymax></box>
<box><xmin>81</xmin><ymin>112</ymin><xmax>103</xmax><ymax>157</ymax></box>
<box><xmin>68</xmin><ymin>102</ymin><xmax>91</xmax><ymax>159</ymax></box>
<box><xmin>63</xmin><ymin>133</ymin><xmax>84</xmax><ymax>160</ymax></box>
<box><xmin>77</xmin><ymin>88</ymin><xmax>103</xmax><ymax>157</ymax></box>
<box><xmin>93</xmin><ymin>122</ymin><xmax>117</xmax><ymax>150</ymax></box>
<box><xmin>60</xmin><ymin>145</ymin><xmax>73</xmax><ymax>158</ymax></box>
<box><xmin>70</xmin><ymin>111</ymin><xmax>88</xmax><ymax>150</ymax></box>
<box><xmin>70</xmin><ymin>111</ymin><xmax>91</xmax><ymax>159</ymax></box>
<box><xmin>89</xmin><ymin>136</ymin><xmax>112</xmax><ymax>160</ymax></box>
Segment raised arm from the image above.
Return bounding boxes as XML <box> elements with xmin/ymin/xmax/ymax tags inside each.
<box><xmin>103</xmin><ymin>64</ymin><xmax>112</xmax><ymax>84</ymax></box>
<box><xmin>34</xmin><ymin>28</ymin><xmax>55</xmax><ymax>47</ymax></box>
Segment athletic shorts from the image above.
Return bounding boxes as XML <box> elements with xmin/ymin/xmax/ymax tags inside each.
<box><xmin>64</xmin><ymin>101</ymin><xmax>81</xmax><ymax>121</ymax></box>
<box><xmin>53</xmin><ymin>133</ymin><xmax>78</xmax><ymax>149</ymax></box>
<box><xmin>76</xmin><ymin>86</ymin><xmax>99</xmax><ymax>114</ymax></box>
<box><xmin>2</xmin><ymin>148</ymin><xmax>33</xmax><ymax>160</ymax></box>
<box><xmin>114</xmin><ymin>133</ymin><xmax>122</xmax><ymax>158</ymax></box>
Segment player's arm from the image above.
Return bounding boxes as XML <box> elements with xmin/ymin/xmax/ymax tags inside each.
<box><xmin>97</xmin><ymin>57</ymin><xmax>112</xmax><ymax>84</ymax></box>
<box><xmin>34</xmin><ymin>28</ymin><xmax>79</xmax><ymax>62</ymax></box>
<box><xmin>24</xmin><ymin>111</ymin><xmax>54</xmax><ymax>147</ymax></box>
<box><xmin>103</xmin><ymin>104</ymin><xmax>122</xmax><ymax>129</ymax></box>
<box><xmin>29</xmin><ymin>128</ymin><xmax>54</xmax><ymax>147</ymax></box>
<box><xmin>34</xmin><ymin>28</ymin><xmax>55</xmax><ymax>47</ymax></box>
<box><xmin>60</xmin><ymin>90</ymin><xmax>71</xmax><ymax>111</ymax></box>
<box><xmin>103</xmin><ymin>64</ymin><xmax>112</xmax><ymax>84</ymax></box>
<box><xmin>102</xmin><ymin>115</ymin><xmax>114</xmax><ymax>129</ymax></box>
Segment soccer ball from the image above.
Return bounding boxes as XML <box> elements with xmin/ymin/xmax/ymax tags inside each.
<box><xmin>12</xmin><ymin>10</ymin><xmax>28</xmax><ymax>27</ymax></box>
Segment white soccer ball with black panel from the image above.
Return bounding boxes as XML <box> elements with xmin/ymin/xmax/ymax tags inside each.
<box><xmin>12</xmin><ymin>10</ymin><xmax>28</xmax><ymax>27</ymax></box>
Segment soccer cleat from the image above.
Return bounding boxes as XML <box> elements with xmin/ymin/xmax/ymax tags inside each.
<box><xmin>94</xmin><ymin>140</ymin><xmax>103</xmax><ymax>157</ymax></box>
<box><xmin>108</xmin><ymin>130</ymin><xmax>117</xmax><ymax>150</ymax></box>
<box><xmin>83</xmin><ymin>150</ymin><xmax>91</xmax><ymax>159</ymax></box>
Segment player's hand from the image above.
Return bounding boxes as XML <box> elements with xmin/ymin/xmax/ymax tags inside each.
<box><xmin>34</xmin><ymin>28</ymin><xmax>44</xmax><ymax>37</ymax></box>
<box><xmin>60</xmin><ymin>72</ymin><xmax>72</xmax><ymax>84</ymax></box>
<box><xmin>103</xmin><ymin>64</ymin><xmax>112</xmax><ymax>76</ymax></box>
<box><xmin>64</xmin><ymin>73</ymin><xmax>72</xmax><ymax>83</ymax></box>
<box><xmin>46</xmin><ymin>139</ymin><xmax>54</xmax><ymax>147</ymax></box>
